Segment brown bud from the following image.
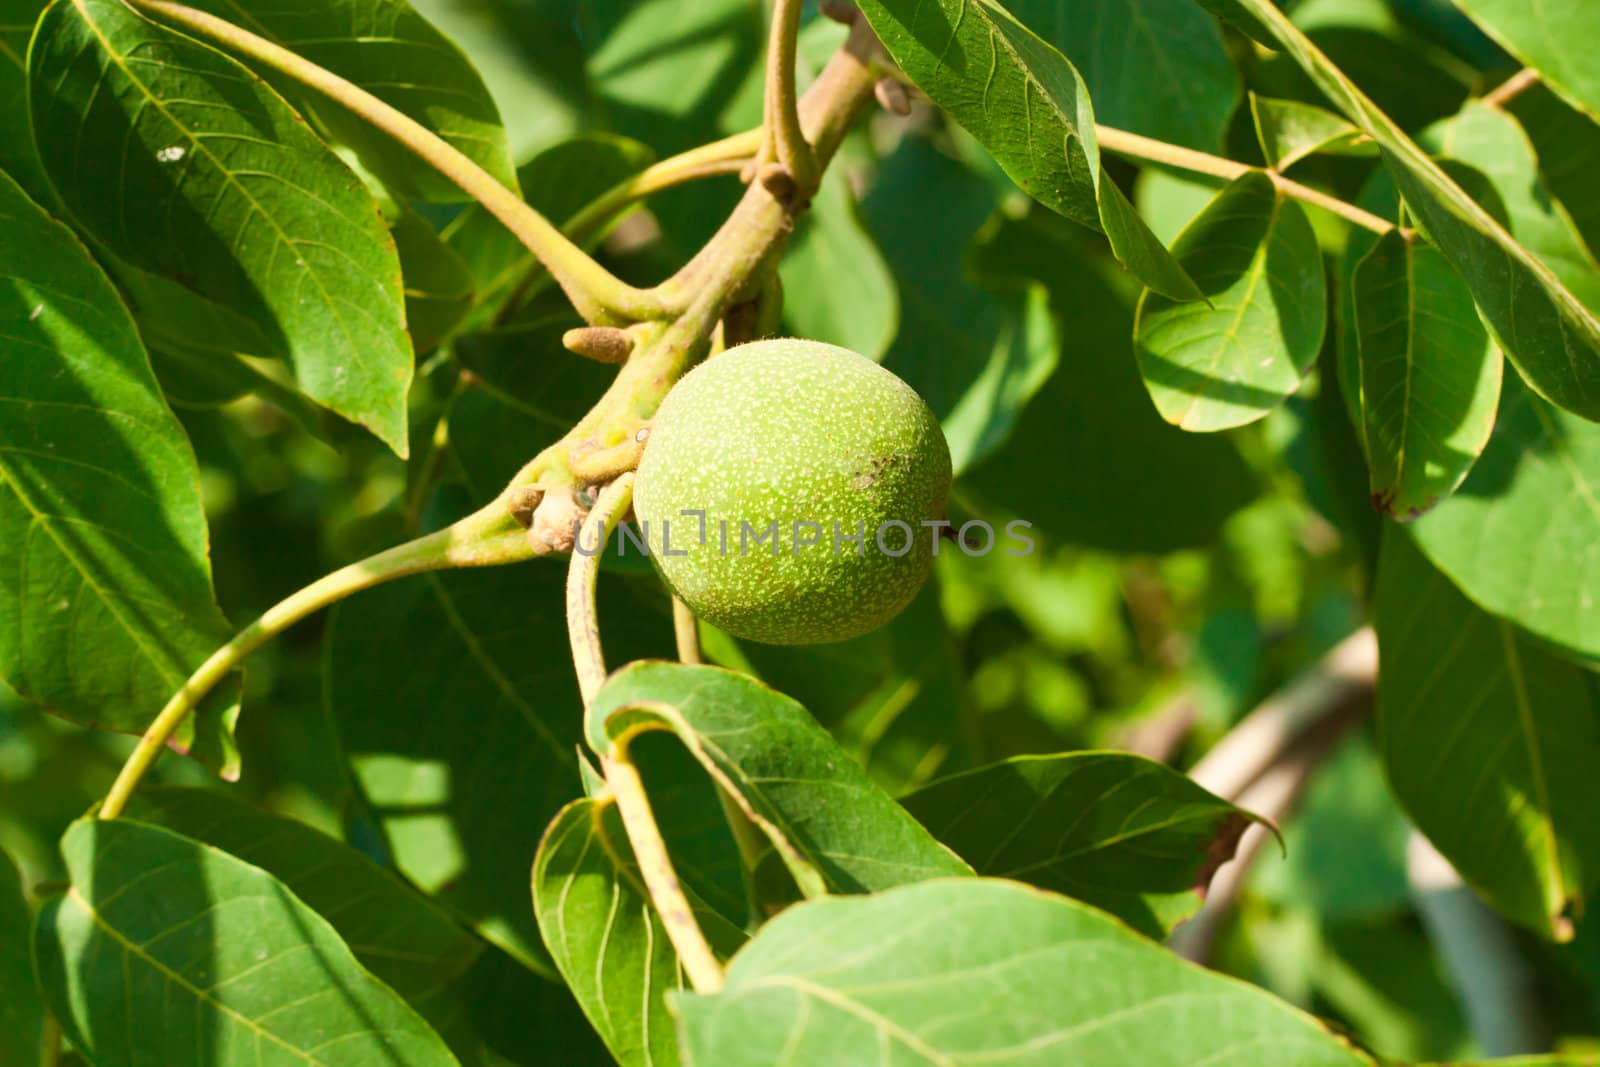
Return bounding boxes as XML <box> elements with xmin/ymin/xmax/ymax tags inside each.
<box><xmin>874</xmin><ymin>77</ymin><xmax>911</xmax><ymax>116</ymax></box>
<box><xmin>757</xmin><ymin>162</ymin><xmax>798</xmax><ymax>202</ymax></box>
<box><xmin>562</xmin><ymin>326</ymin><xmax>634</xmax><ymax>364</ymax></box>
<box><xmin>506</xmin><ymin>484</ymin><xmax>544</xmax><ymax>529</ymax></box>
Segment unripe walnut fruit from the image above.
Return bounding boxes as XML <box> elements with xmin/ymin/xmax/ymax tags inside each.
<box><xmin>633</xmin><ymin>338</ymin><xmax>952</xmax><ymax>645</ymax></box>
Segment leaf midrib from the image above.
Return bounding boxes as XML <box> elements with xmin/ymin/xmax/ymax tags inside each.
<box><xmin>68</xmin><ymin>886</ymin><xmax>335</xmax><ymax>1064</ymax></box>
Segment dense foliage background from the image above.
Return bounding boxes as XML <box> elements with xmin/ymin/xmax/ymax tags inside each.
<box><xmin>3</xmin><ymin>0</ymin><xmax>1600</xmax><ymax>1062</ymax></box>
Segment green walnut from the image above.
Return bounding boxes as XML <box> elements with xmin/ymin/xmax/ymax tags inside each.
<box><xmin>633</xmin><ymin>338</ymin><xmax>952</xmax><ymax>645</ymax></box>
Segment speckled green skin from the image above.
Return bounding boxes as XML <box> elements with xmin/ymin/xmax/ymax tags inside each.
<box><xmin>634</xmin><ymin>339</ymin><xmax>952</xmax><ymax>645</ymax></box>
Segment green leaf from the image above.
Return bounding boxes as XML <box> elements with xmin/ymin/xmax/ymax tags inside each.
<box><xmin>533</xmin><ymin>799</ymin><xmax>685</xmax><ymax>1067</ymax></box>
<box><xmin>123</xmin><ymin>786</ymin><xmax>483</xmax><ymax>1049</ymax></box>
<box><xmin>709</xmin><ymin>579</ymin><xmax>971</xmax><ymax>795</ymax></box>
<box><xmin>0</xmin><ymin>168</ymin><xmax>238</xmax><ymax>775</ymax></box>
<box><xmin>29</xmin><ymin>0</ymin><xmax>414</xmax><ymax>455</ymax></box>
<box><xmin>146</xmin><ymin>343</ymin><xmax>345</xmax><ymax>446</ymax></box>
<box><xmin>35</xmin><ymin>818</ymin><xmax>457</xmax><ymax>1064</ymax></box>
<box><xmin>1375</xmin><ymin>530</ymin><xmax>1600</xmax><ymax>939</ymax></box>
<box><xmin>325</xmin><ymin>562</ymin><xmax>672</xmax><ymax>972</ymax></box>
<box><xmin>779</xmin><ymin>165</ymin><xmax>898</xmax><ymax>363</ymax></box>
<box><xmin>901</xmin><ymin>753</ymin><xmax>1252</xmax><ymax>938</ymax></box>
<box><xmin>394</xmin><ymin>210</ymin><xmax>474</xmax><ymax>355</ymax></box>
<box><xmin>405</xmin><ymin>0</ymin><xmax>592</xmax><ymax>162</ymax></box>
<box><xmin>1135</xmin><ymin>172</ymin><xmax>1327</xmax><ymax>432</ymax></box>
<box><xmin>177</xmin><ymin>0</ymin><xmax>517</xmax><ymax>201</ymax></box>
<box><xmin>1452</xmin><ymin>0</ymin><xmax>1600</xmax><ymax>123</ymax></box>
<box><xmin>853</xmin><ymin>0</ymin><xmax>1201</xmax><ymax>300</ymax></box>
<box><xmin>1508</xmin><ymin>83</ymin><xmax>1600</xmax><ymax>259</ymax></box>
<box><xmin>586</xmin><ymin>661</ymin><xmax>972</xmax><ymax>898</ymax></box>
<box><xmin>1219</xmin><ymin>0</ymin><xmax>1600</xmax><ymax>421</ymax></box>
<box><xmin>1251</xmin><ymin>94</ymin><xmax>1376</xmax><ymax>171</ymax></box>
<box><xmin>863</xmin><ymin>133</ymin><xmax>1058</xmax><ymax>474</ymax></box>
<box><xmin>1408</xmin><ymin>376</ymin><xmax>1600</xmax><ymax>663</ymax></box>
<box><xmin>962</xmin><ymin>211</ymin><xmax>1259</xmax><ymax>552</ymax></box>
<box><xmin>0</xmin><ymin>847</ymin><xmax>43</xmax><ymax>1066</ymax></box>
<box><xmin>1428</xmin><ymin>101</ymin><xmax>1600</xmax><ymax>316</ymax></box>
<box><xmin>532</xmin><ymin>795</ymin><xmax>749</xmax><ymax>1067</ymax></box>
<box><xmin>1009</xmin><ymin>0</ymin><xmax>1241</xmax><ymax>152</ymax></box>
<box><xmin>1352</xmin><ymin>230</ymin><xmax>1502</xmax><ymax>518</ymax></box>
<box><xmin>447</xmin><ymin>315</ymin><xmax>615</xmax><ymax>500</ymax></box>
<box><xmin>674</xmin><ymin>878</ymin><xmax>1374</xmax><ymax>1065</ymax></box>
<box><xmin>0</xmin><ymin>0</ymin><xmax>48</xmax><ymax>202</ymax></box>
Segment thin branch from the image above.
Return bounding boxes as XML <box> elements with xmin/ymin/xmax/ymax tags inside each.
<box><xmin>566</xmin><ymin>475</ymin><xmax>636</xmax><ymax>706</ymax></box>
<box><xmin>571</xmin><ymin>129</ymin><xmax>763</xmax><ymax>241</ymax></box>
<box><xmin>133</xmin><ymin>0</ymin><xmax>668</xmax><ymax>325</ymax></box>
<box><xmin>1096</xmin><ymin>125</ymin><xmax>1402</xmax><ymax>238</ymax></box>
<box><xmin>1188</xmin><ymin>627</ymin><xmax>1378</xmax><ymax>801</ymax></box>
<box><xmin>762</xmin><ymin>0</ymin><xmax>817</xmax><ymax>193</ymax></box>
<box><xmin>1482</xmin><ymin>68</ymin><xmax>1541</xmax><ymax>110</ymax></box>
<box><xmin>604</xmin><ymin>750</ymin><xmax>725</xmax><ymax>991</ymax></box>
<box><xmin>1170</xmin><ymin>725</ymin><xmax>1352</xmax><ymax>962</ymax></box>
<box><xmin>491</xmin><ymin>130</ymin><xmax>762</xmax><ymax>323</ymax></box>
<box><xmin>1169</xmin><ymin>627</ymin><xmax>1378</xmax><ymax>964</ymax></box>
<box><xmin>99</xmin><ymin>499</ymin><xmax>531</xmax><ymax>819</ymax></box>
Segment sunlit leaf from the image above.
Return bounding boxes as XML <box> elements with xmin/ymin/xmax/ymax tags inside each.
<box><xmin>35</xmin><ymin>818</ymin><xmax>457</xmax><ymax>1064</ymax></box>
<box><xmin>1009</xmin><ymin>0</ymin><xmax>1239</xmax><ymax>152</ymax></box>
<box><xmin>125</xmin><ymin>786</ymin><xmax>484</xmax><ymax>1054</ymax></box>
<box><xmin>29</xmin><ymin>0</ymin><xmax>414</xmax><ymax>454</ymax></box>
<box><xmin>902</xmin><ymin>753</ymin><xmax>1252</xmax><ymax>938</ymax></box>
<box><xmin>963</xmin><ymin>211</ymin><xmax>1259</xmax><ymax>552</ymax></box>
<box><xmin>674</xmin><ymin>878</ymin><xmax>1373</xmax><ymax>1065</ymax></box>
<box><xmin>1352</xmin><ymin>231</ymin><xmax>1502</xmax><ymax>518</ymax></box>
<box><xmin>1135</xmin><ymin>172</ymin><xmax>1326</xmax><ymax>432</ymax></box>
<box><xmin>854</xmin><ymin>0</ymin><xmax>1201</xmax><ymax>300</ymax></box>
<box><xmin>1251</xmin><ymin>94</ymin><xmax>1375</xmax><ymax>171</ymax></box>
<box><xmin>1220</xmin><ymin>0</ymin><xmax>1600</xmax><ymax>421</ymax></box>
<box><xmin>1409</xmin><ymin>376</ymin><xmax>1600</xmax><ymax>662</ymax></box>
<box><xmin>0</xmin><ymin>168</ymin><xmax>238</xmax><ymax>775</ymax></box>
<box><xmin>1375</xmin><ymin>530</ymin><xmax>1600</xmax><ymax>939</ymax></box>
<box><xmin>1452</xmin><ymin>0</ymin><xmax>1600</xmax><ymax>123</ymax></box>
<box><xmin>533</xmin><ymin>798</ymin><xmax>686</xmax><ymax>1067</ymax></box>
<box><xmin>586</xmin><ymin>661</ymin><xmax>972</xmax><ymax>898</ymax></box>
<box><xmin>1429</xmin><ymin>101</ymin><xmax>1600</xmax><ymax>315</ymax></box>
<box><xmin>173</xmin><ymin>0</ymin><xmax>517</xmax><ymax>200</ymax></box>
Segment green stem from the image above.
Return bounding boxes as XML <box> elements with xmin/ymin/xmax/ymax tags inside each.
<box><xmin>566</xmin><ymin>474</ymin><xmax>636</xmax><ymax>706</ymax></box>
<box><xmin>39</xmin><ymin>1015</ymin><xmax>61</xmax><ymax>1067</ymax></box>
<box><xmin>672</xmin><ymin>597</ymin><xmax>701</xmax><ymax>664</ymax></box>
<box><xmin>602</xmin><ymin>749</ymin><xmax>725</xmax><ymax>992</ymax></box>
<box><xmin>762</xmin><ymin>0</ymin><xmax>817</xmax><ymax>193</ymax></box>
<box><xmin>493</xmin><ymin>130</ymin><xmax>763</xmax><ymax>324</ymax></box>
<box><xmin>1482</xmin><ymin>68</ymin><xmax>1539</xmax><ymax>109</ymax></box>
<box><xmin>133</xmin><ymin>0</ymin><xmax>668</xmax><ymax>325</ymax></box>
<box><xmin>1095</xmin><ymin>124</ymin><xmax>1400</xmax><ymax>237</ymax></box>
<box><xmin>99</xmin><ymin>501</ymin><xmax>531</xmax><ymax>820</ymax></box>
